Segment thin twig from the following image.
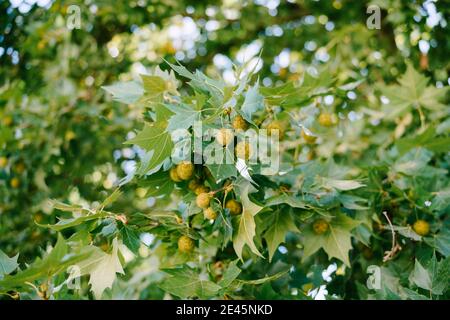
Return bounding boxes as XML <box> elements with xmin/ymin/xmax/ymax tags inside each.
<box><xmin>382</xmin><ymin>211</ymin><xmax>401</xmax><ymax>262</ymax></box>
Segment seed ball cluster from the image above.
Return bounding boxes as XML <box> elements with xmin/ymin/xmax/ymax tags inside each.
<box><xmin>313</xmin><ymin>219</ymin><xmax>329</xmax><ymax>235</ymax></box>
<box><xmin>167</xmin><ymin>110</ymin><xmax>342</xmax><ymax>258</ymax></box>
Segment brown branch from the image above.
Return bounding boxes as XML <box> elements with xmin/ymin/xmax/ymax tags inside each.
<box><xmin>382</xmin><ymin>211</ymin><xmax>402</xmax><ymax>262</ymax></box>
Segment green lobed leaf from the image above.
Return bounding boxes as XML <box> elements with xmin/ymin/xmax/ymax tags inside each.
<box><xmin>263</xmin><ymin>209</ymin><xmax>299</xmax><ymax>261</ymax></box>
<box><xmin>233</xmin><ymin>180</ymin><xmax>264</xmax><ymax>260</ymax></box>
<box><xmin>125</xmin><ymin>123</ymin><xmax>174</xmax><ymax>175</ymax></box>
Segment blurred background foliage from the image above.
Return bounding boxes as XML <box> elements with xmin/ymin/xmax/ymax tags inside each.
<box><xmin>0</xmin><ymin>0</ymin><xmax>449</xmax><ymax>299</ymax></box>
